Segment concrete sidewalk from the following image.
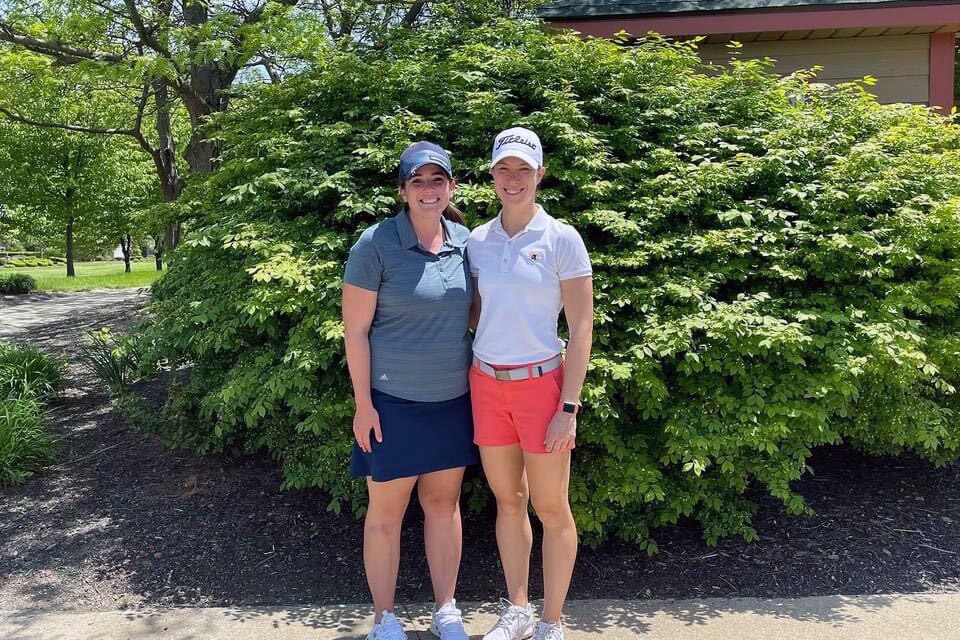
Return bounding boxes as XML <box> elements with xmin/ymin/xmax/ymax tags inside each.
<box><xmin>3</xmin><ymin>593</ymin><xmax>960</xmax><ymax>639</ymax></box>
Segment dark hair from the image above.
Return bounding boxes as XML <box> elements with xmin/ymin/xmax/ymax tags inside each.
<box><xmin>442</xmin><ymin>204</ymin><xmax>466</xmax><ymax>225</ymax></box>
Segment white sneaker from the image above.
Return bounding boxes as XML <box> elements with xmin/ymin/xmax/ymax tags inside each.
<box><xmin>430</xmin><ymin>599</ymin><xmax>469</xmax><ymax>639</ymax></box>
<box><xmin>533</xmin><ymin>620</ymin><xmax>564</xmax><ymax>640</ymax></box>
<box><xmin>366</xmin><ymin>610</ymin><xmax>407</xmax><ymax>640</ymax></box>
<box><xmin>482</xmin><ymin>599</ymin><xmax>535</xmax><ymax>640</ymax></box>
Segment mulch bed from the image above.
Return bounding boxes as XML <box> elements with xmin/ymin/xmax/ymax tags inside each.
<box><xmin>2</xmin><ymin>296</ymin><xmax>959</xmax><ymax>611</ymax></box>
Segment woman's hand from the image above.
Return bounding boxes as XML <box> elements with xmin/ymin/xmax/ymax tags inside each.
<box><xmin>353</xmin><ymin>402</ymin><xmax>382</xmax><ymax>453</ymax></box>
<box><xmin>544</xmin><ymin>411</ymin><xmax>576</xmax><ymax>453</ymax></box>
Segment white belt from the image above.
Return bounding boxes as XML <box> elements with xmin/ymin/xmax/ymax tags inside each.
<box><xmin>473</xmin><ymin>354</ymin><xmax>562</xmax><ymax>382</ymax></box>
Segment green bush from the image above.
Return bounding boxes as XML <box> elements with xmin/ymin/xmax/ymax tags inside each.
<box><xmin>0</xmin><ymin>342</ymin><xmax>65</xmax><ymax>400</ymax></box>
<box><xmin>0</xmin><ymin>273</ymin><xmax>37</xmax><ymax>294</ymax></box>
<box><xmin>0</xmin><ymin>393</ymin><xmax>54</xmax><ymax>486</ymax></box>
<box><xmin>135</xmin><ymin>22</ymin><xmax>960</xmax><ymax>548</ymax></box>
<box><xmin>15</xmin><ymin>258</ymin><xmax>54</xmax><ymax>267</ymax></box>
<box><xmin>0</xmin><ymin>342</ymin><xmax>62</xmax><ymax>485</ymax></box>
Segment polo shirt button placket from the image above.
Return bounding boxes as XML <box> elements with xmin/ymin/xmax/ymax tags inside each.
<box><xmin>434</xmin><ymin>259</ymin><xmax>447</xmax><ymax>289</ymax></box>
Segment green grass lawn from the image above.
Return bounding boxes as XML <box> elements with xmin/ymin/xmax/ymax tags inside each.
<box><xmin>2</xmin><ymin>261</ymin><xmax>164</xmax><ymax>292</ymax></box>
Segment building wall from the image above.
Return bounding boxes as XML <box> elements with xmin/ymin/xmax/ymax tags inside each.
<box><xmin>696</xmin><ymin>34</ymin><xmax>930</xmax><ymax>104</ymax></box>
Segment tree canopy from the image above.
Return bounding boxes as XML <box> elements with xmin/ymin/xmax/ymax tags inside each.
<box><xmin>0</xmin><ymin>66</ymin><xmax>158</xmax><ymax>272</ymax></box>
<box><xmin>0</xmin><ymin>0</ymin><xmax>540</xmax><ymax>251</ymax></box>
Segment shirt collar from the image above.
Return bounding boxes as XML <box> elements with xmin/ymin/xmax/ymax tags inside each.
<box><xmin>492</xmin><ymin>205</ymin><xmax>548</xmax><ymax>237</ymax></box>
<box><xmin>441</xmin><ymin>216</ymin><xmax>467</xmax><ymax>249</ymax></box>
<box><xmin>394</xmin><ymin>210</ymin><xmax>420</xmax><ymax>249</ymax></box>
<box><xmin>395</xmin><ymin>209</ymin><xmax>466</xmax><ymax>250</ymax></box>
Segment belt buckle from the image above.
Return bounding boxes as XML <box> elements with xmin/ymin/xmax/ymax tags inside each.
<box><xmin>494</xmin><ymin>369</ymin><xmax>512</xmax><ymax>381</ymax></box>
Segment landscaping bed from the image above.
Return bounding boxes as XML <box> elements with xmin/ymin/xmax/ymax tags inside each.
<box><xmin>1</xmin><ymin>293</ymin><xmax>959</xmax><ymax>612</ymax></box>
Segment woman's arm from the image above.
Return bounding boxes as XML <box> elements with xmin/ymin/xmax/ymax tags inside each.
<box><xmin>544</xmin><ymin>275</ymin><xmax>593</xmax><ymax>453</ymax></box>
<box><xmin>342</xmin><ymin>283</ymin><xmax>380</xmax><ymax>452</ymax></box>
<box><xmin>469</xmin><ymin>276</ymin><xmax>481</xmax><ymax>331</ymax></box>
<box><xmin>559</xmin><ymin>275</ymin><xmax>593</xmax><ymax>407</ymax></box>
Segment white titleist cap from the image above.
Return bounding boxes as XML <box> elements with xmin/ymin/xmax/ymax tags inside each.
<box><xmin>491</xmin><ymin>127</ymin><xmax>543</xmax><ymax>170</ymax></box>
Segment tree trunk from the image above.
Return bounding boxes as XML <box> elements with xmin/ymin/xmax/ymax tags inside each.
<box><xmin>174</xmin><ymin>1</ymin><xmax>238</xmax><ymax>249</ymax></box>
<box><xmin>120</xmin><ymin>233</ymin><xmax>132</xmax><ymax>273</ymax></box>
<box><xmin>153</xmin><ymin>234</ymin><xmax>164</xmax><ymax>271</ymax></box>
<box><xmin>65</xmin><ymin>216</ymin><xmax>75</xmax><ymax>277</ymax></box>
<box><xmin>151</xmin><ymin>81</ymin><xmax>184</xmax><ymax>251</ymax></box>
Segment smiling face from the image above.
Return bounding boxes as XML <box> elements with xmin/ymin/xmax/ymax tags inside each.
<box><xmin>399</xmin><ymin>164</ymin><xmax>456</xmax><ymax>218</ymax></box>
<box><xmin>491</xmin><ymin>156</ymin><xmax>545</xmax><ymax>209</ymax></box>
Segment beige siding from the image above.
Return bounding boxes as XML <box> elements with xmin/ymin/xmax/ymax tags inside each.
<box><xmin>698</xmin><ymin>34</ymin><xmax>930</xmax><ymax>104</ymax></box>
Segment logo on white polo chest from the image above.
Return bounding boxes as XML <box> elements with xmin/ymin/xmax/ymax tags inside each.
<box><xmin>525</xmin><ymin>248</ymin><xmax>546</xmax><ymax>264</ymax></box>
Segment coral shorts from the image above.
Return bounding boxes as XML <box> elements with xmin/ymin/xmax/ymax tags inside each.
<box><xmin>469</xmin><ymin>359</ymin><xmax>566</xmax><ymax>454</ymax></box>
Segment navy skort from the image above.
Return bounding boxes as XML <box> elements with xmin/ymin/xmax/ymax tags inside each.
<box><xmin>350</xmin><ymin>389</ymin><xmax>479</xmax><ymax>482</ymax></box>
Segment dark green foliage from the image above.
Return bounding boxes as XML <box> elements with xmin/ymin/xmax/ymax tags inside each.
<box><xmin>0</xmin><ymin>272</ymin><xmax>36</xmax><ymax>294</ymax></box>
<box><xmin>0</xmin><ymin>342</ymin><xmax>65</xmax><ymax>399</ymax></box>
<box><xmin>78</xmin><ymin>329</ymin><xmax>142</xmax><ymax>396</ymax></box>
<box><xmin>0</xmin><ymin>394</ymin><xmax>54</xmax><ymax>486</ymax></box>
<box><xmin>136</xmin><ymin>22</ymin><xmax>960</xmax><ymax>547</ymax></box>
<box><xmin>0</xmin><ymin>342</ymin><xmax>62</xmax><ymax>485</ymax></box>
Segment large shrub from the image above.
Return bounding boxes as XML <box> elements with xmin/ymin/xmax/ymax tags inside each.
<box><xmin>136</xmin><ymin>22</ymin><xmax>960</xmax><ymax>548</ymax></box>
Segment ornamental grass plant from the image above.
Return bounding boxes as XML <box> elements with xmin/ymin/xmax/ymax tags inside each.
<box><xmin>0</xmin><ymin>342</ymin><xmax>65</xmax><ymax>399</ymax></box>
<box><xmin>0</xmin><ymin>393</ymin><xmax>54</xmax><ymax>486</ymax></box>
<box><xmin>133</xmin><ymin>21</ymin><xmax>960</xmax><ymax>548</ymax></box>
<box><xmin>0</xmin><ymin>342</ymin><xmax>63</xmax><ymax>485</ymax></box>
<box><xmin>78</xmin><ymin>328</ymin><xmax>143</xmax><ymax>396</ymax></box>
<box><xmin>0</xmin><ymin>272</ymin><xmax>37</xmax><ymax>294</ymax></box>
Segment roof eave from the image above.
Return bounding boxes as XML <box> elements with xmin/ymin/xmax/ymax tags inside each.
<box><xmin>538</xmin><ymin>1</ymin><xmax>953</xmax><ymax>22</ymax></box>
<box><xmin>539</xmin><ymin>3</ymin><xmax>960</xmax><ymax>37</ymax></box>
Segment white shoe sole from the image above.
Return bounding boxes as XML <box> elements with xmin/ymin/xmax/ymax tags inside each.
<box><xmin>430</xmin><ymin>623</ymin><xmax>472</xmax><ymax>639</ymax></box>
<box><xmin>478</xmin><ymin>630</ymin><xmax>534</xmax><ymax>640</ymax></box>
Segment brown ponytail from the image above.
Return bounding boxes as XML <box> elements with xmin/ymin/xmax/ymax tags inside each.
<box><xmin>442</xmin><ymin>204</ymin><xmax>466</xmax><ymax>226</ymax></box>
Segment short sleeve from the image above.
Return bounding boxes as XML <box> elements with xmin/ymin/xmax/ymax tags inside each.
<box><xmin>466</xmin><ymin>236</ymin><xmax>480</xmax><ymax>277</ymax></box>
<box><xmin>556</xmin><ymin>225</ymin><xmax>592</xmax><ymax>281</ymax></box>
<box><xmin>343</xmin><ymin>231</ymin><xmax>382</xmax><ymax>291</ymax></box>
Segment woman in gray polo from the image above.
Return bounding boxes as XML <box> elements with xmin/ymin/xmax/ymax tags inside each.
<box><xmin>342</xmin><ymin>141</ymin><xmax>479</xmax><ymax>640</ymax></box>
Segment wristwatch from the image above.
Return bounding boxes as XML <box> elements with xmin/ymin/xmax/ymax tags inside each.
<box><xmin>561</xmin><ymin>401</ymin><xmax>580</xmax><ymax>415</ymax></box>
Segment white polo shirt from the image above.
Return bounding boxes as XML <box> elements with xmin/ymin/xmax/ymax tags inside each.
<box><xmin>469</xmin><ymin>206</ymin><xmax>592</xmax><ymax>366</ymax></box>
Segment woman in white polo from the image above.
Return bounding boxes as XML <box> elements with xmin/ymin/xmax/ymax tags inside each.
<box><xmin>468</xmin><ymin>127</ymin><xmax>593</xmax><ymax>640</ymax></box>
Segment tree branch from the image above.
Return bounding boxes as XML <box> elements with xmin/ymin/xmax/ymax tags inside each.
<box><xmin>315</xmin><ymin>0</ymin><xmax>339</xmax><ymax>41</ymax></box>
<box><xmin>0</xmin><ymin>105</ymin><xmax>138</xmax><ymax>137</ymax></box>
<box><xmin>400</xmin><ymin>0</ymin><xmax>428</xmax><ymax>28</ymax></box>
<box><xmin>123</xmin><ymin>0</ymin><xmax>174</xmax><ymax>60</ymax></box>
<box><xmin>241</xmin><ymin>0</ymin><xmax>301</xmax><ymax>26</ymax></box>
<box><xmin>0</xmin><ymin>21</ymin><xmax>127</xmax><ymax>65</ymax></box>
<box><xmin>245</xmin><ymin>57</ymin><xmax>281</xmax><ymax>83</ymax></box>
<box><xmin>130</xmin><ymin>82</ymin><xmax>160</xmax><ymax>156</ymax></box>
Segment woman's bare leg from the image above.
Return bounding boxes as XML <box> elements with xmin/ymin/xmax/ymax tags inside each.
<box><xmin>480</xmin><ymin>444</ymin><xmax>532</xmax><ymax>606</ymax></box>
<box><xmin>417</xmin><ymin>466</ymin><xmax>466</xmax><ymax>605</ymax></box>
<box><xmin>364</xmin><ymin>475</ymin><xmax>417</xmax><ymax>620</ymax></box>
<box><xmin>525</xmin><ymin>451</ymin><xmax>576</xmax><ymax>624</ymax></box>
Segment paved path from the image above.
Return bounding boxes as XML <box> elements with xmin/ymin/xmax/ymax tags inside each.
<box><xmin>0</xmin><ymin>289</ymin><xmax>149</xmax><ymax>350</ymax></box>
<box><xmin>3</xmin><ymin>594</ymin><xmax>960</xmax><ymax>639</ymax></box>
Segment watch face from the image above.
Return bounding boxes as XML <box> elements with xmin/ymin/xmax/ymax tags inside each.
<box><xmin>562</xmin><ymin>402</ymin><xmax>577</xmax><ymax>414</ymax></box>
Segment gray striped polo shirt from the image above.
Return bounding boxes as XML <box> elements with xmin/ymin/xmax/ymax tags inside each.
<box><xmin>343</xmin><ymin>210</ymin><xmax>473</xmax><ymax>402</ymax></box>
